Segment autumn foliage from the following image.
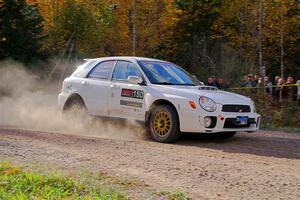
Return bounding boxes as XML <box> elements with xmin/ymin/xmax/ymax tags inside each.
<box><xmin>0</xmin><ymin>0</ymin><xmax>299</xmax><ymax>80</ymax></box>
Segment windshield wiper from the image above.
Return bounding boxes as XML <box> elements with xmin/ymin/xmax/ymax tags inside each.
<box><xmin>176</xmin><ymin>83</ymin><xmax>196</xmax><ymax>86</ymax></box>
<box><xmin>153</xmin><ymin>82</ymin><xmax>176</xmax><ymax>85</ymax></box>
<box><xmin>153</xmin><ymin>82</ymin><xmax>195</xmax><ymax>86</ymax></box>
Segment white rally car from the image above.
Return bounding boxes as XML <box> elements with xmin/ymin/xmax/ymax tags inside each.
<box><xmin>58</xmin><ymin>57</ymin><xmax>260</xmax><ymax>142</ymax></box>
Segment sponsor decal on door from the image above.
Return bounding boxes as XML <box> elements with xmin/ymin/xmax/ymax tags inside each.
<box><xmin>121</xmin><ymin>88</ymin><xmax>144</xmax><ymax>99</ymax></box>
<box><xmin>120</xmin><ymin>100</ymin><xmax>143</xmax><ymax>108</ymax></box>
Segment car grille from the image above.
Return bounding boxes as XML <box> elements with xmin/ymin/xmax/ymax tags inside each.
<box><xmin>223</xmin><ymin>118</ymin><xmax>256</xmax><ymax>128</ymax></box>
<box><xmin>222</xmin><ymin>105</ymin><xmax>251</xmax><ymax>113</ymax></box>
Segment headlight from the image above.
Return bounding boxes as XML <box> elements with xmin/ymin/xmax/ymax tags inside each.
<box><xmin>199</xmin><ymin>96</ymin><xmax>217</xmax><ymax>112</ymax></box>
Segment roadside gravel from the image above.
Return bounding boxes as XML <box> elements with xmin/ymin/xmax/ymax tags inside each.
<box><xmin>0</xmin><ymin>128</ymin><xmax>299</xmax><ymax>199</ymax></box>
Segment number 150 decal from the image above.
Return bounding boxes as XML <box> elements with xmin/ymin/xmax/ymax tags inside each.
<box><xmin>121</xmin><ymin>89</ymin><xmax>144</xmax><ymax>99</ymax></box>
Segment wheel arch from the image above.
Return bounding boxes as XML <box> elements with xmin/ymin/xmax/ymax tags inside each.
<box><xmin>63</xmin><ymin>93</ymin><xmax>86</xmax><ymax>111</ymax></box>
<box><xmin>146</xmin><ymin>99</ymin><xmax>180</xmax><ymax>126</ymax></box>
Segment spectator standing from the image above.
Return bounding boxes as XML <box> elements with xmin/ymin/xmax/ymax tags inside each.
<box><xmin>264</xmin><ymin>76</ymin><xmax>273</xmax><ymax>94</ymax></box>
<box><xmin>207</xmin><ymin>76</ymin><xmax>219</xmax><ymax>87</ymax></box>
<box><xmin>212</xmin><ymin>76</ymin><xmax>219</xmax><ymax>86</ymax></box>
<box><xmin>217</xmin><ymin>78</ymin><xmax>229</xmax><ymax>90</ymax></box>
<box><xmin>286</xmin><ymin>76</ymin><xmax>297</xmax><ymax>101</ymax></box>
<box><xmin>273</xmin><ymin>75</ymin><xmax>281</xmax><ymax>100</ymax></box>
<box><xmin>258</xmin><ymin>77</ymin><xmax>262</xmax><ymax>87</ymax></box>
<box><xmin>242</xmin><ymin>74</ymin><xmax>257</xmax><ymax>88</ymax></box>
<box><xmin>278</xmin><ymin>78</ymin><xmax>288</xmax><ymax>100</ymax></box>
<box><xmin>274</xmin><ymin>75</ymin><xmax>281</xmax><ymax>84</ymax></box>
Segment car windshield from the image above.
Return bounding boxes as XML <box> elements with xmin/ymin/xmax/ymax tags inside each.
<box><xmin>139</xmin><ymin>61</ymin><xmax>202</xmax><ymax>86</ymax></box>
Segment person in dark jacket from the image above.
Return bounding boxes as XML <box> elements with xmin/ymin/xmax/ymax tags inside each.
<box><xmin>278</xmin><ymin>78</ymin><xmax>288</xmax><ymax>99</ymax></box>
<box><xmin>286</xmin><ymin>76</ymin><xmax>297</xmax><ymax>101</ymax></box>
<box><xmin>217</xmin><ymin>78</ymin><xmax>229</xmax><ymax>90</ymax></box>
<box><xmin>207</xmin><ymin>76</ymin><xmax>219</xmax><ymax>87</ymax></box>
<box><xmin>242</xmin><ymin>74</ymin><xmax>257</xmax><ymax>88</ymax></box>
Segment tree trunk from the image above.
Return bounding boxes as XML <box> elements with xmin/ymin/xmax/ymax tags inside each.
<box><xmin>132</xmin><ymin>0</ymin><xmax>136</xmax><ymax>56</ymax></box>
<box><xmin>280</xmin><ymin>6</ymin><xmax>284</xmax><ymax>78</ymax></box>
<box><xmin>258</xmin><ymin>0</ymin><xmax>265</xmax><ymax>88</ymax></box>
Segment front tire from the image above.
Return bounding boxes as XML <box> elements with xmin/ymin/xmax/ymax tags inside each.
<box><xmin>149</xmin><ymin>105</ymin><xmax>180</xmax><ymax>143</ymax></box>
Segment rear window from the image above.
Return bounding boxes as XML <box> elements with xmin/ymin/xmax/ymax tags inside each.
<box><xmin>72</xmin><ymin>60</ymin><xmax>98</xmax><ymax>77</ymax></box>
<box><xmin>88</xmin><ymin>61</ymin><xmax>116</xmax><ymax>80</ymax></box>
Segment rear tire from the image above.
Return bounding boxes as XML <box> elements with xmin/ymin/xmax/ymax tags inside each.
<box><xmin>64</xmin><ymin>98</ymin><xmax>87</xmax><ymax>119</ymax></box>
<box><xmin>148</xmin><ymin>105</ymin><xmax>180</xmax><ymax>143</ymax></box>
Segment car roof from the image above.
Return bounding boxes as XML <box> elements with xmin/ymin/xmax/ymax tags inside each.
<box><xmin>84</xmin><ymin>56</ymin><xmax>166</xmax><ymax>63</ymax></box>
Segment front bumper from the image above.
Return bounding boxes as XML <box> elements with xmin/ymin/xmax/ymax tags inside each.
<box><xmin>179</xmin><ymin>110</ymin><xmax>260</xmax><ymax>133</ymax></box>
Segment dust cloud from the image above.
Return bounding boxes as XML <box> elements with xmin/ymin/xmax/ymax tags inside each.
<box><xmin>0</xmin><ymin>59</ymin><xmax>146</xmax><ymax>140</ymax></box>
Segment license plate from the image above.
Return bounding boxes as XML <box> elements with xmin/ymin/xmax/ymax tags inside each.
<box><xmin>236</xmin><ymin>116</ymin><xmax>248</xmax><ymax>125</ymax></box>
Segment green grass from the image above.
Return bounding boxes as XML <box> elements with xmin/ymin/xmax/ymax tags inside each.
<box><xmin>0</xmin><ymin>163</ymin><xmax>126</xmax><ymax>200</ymax></box>
<box><xmin>0</xmin><ymin>163</ymin><xmax>191</xmax><ymax>200</ymax></box>
<box><xmin>167</xmin><ymin>191</ymin><xmax>191</xmax><ymax>200</ymax></box>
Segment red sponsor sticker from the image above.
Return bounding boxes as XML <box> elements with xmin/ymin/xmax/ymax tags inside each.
<box><xmin>121</xmin><ymin>89</ymin><xmax>132</xmax><ymax>97</ymax></box>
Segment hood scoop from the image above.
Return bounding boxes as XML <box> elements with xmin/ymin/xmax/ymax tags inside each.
<box><xmin>198</xmin><ymin>86</ymin><xmax>218</xmax><ymax>91</ymax></box>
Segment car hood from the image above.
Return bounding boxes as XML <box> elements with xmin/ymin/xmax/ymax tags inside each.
<box><xmin>151</xmin><ymin>85</ymin><xmax>252</xmax><ymax>105</ymax></box>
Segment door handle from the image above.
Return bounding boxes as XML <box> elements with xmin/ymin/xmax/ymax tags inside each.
<box><xmin>110</xmin><ymin>84</ymin><xmax>120</xmax><ymax>89</ymax></box>
<box><xmin>81</xmin><ymin>80</ymin><xmax>89</xmax><ymax>86</ymax></box>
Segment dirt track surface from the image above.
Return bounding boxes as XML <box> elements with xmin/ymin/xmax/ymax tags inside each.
<box><xmin>0</xmin><ymin>128</ymin><xmax>300</xmax><ymax>200</ymax></box>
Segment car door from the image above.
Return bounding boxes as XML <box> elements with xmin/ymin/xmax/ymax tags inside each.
<box><xmin>80</xmin><ymin>60</ymin><xmax>115</xmax><ymax>116</ymax></box>
<box><xmin>108</xmin><ymin>60</ymin><xmax>146</xmax><ymax>120</ymax></box>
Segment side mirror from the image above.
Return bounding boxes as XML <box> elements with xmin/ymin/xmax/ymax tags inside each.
<box><xmin>128</xmin><ymin>76</ymin><xmax>143</xmax><ymax>85</ymax></box>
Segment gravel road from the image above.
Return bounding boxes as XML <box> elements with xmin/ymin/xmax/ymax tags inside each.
<box><xmin>0</xmin><ymin>128</ymin><xmax>299</xmax><ymax>200</ymax></box>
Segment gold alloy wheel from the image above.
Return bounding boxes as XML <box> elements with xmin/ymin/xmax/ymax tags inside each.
<box><xmin>153</xmin><ymin>111</ymin><xmax>172</xmax><ymax>137</ymax></box>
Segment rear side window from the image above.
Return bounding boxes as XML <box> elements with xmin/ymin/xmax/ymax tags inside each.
<box><xmin>72</xmin><ymin>60</ymin><xmax>98</xmax><ymax>77</ymax></box>
<box><xmin>112</xmin><ymin>61</ymin><xmax>141</xmax><ymax>82</ymax></box>
<box><xmin>88</xmin><ymin>61</ymin><xmax>115</xmax><ymax>79</ymax></box>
